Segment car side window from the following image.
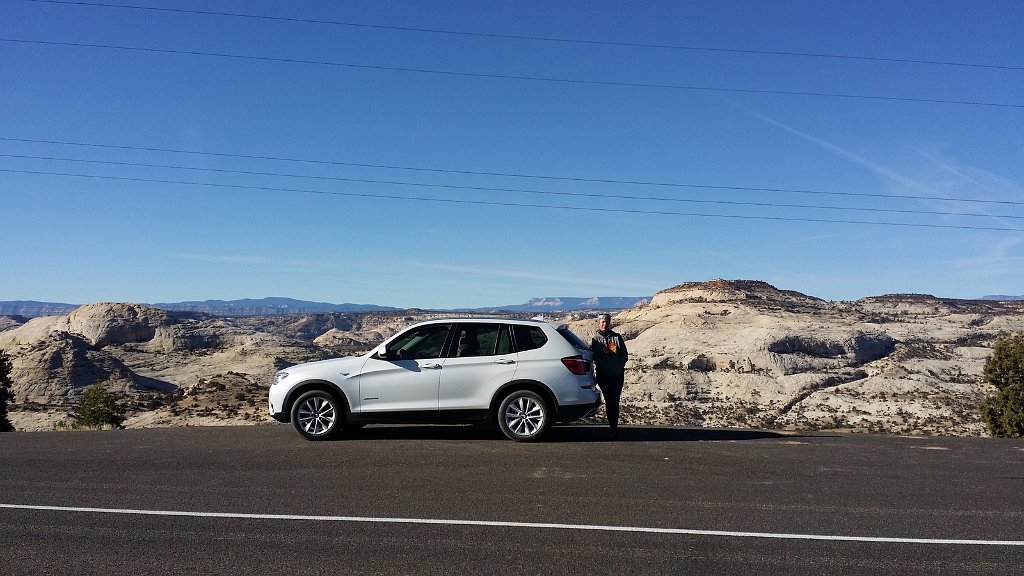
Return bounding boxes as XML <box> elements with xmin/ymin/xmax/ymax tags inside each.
<box><xmin>512</xmin><ymin>325</ymin><xmax>547</xmax><ymax>352</ymax></box>
<box><xmin>388</xmin><ymin>324</ymin><xmax>452</xmax><ymax>360</ymax></box>
<box><xmin>455</xmin><ymin>323</ymin><xmax>507</xmax><ymax>358</ymax></box>
<box><xmin>495</xmin><ymin>325</ymin><xmax>513</xmax><ymax>355</ymax></box>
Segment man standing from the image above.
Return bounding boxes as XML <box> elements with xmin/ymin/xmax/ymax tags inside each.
<box><xmin>591</xmin><ymin>313</ymin><xmax>628</xmax><ymax>439</ymax></box>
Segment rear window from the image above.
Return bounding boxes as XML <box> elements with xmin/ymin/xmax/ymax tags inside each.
<box><xmin>556</xmin><ymin>326</ymin><xmax>590</xmax><ymax>350</ymax></box>
<box><xmin>512</xmin><ymin>325</ymin><xmax>548</xmax><ymax>352</ymax></box>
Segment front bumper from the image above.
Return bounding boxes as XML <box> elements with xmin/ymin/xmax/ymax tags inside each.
<box><xmin>268</xmin><ymin>395</ymin><xmax>289</xmax><ymax>423</ymax></box>
<box><xmin>268</xmin><ymin>384</ymin><xmax>290</xmax><ymax>423</ymax></box>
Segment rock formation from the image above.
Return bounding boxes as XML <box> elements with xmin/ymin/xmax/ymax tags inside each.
<box><xmin>568</xmin><ymin>280</ymin><xmax>1024</xmax><ymax>436</ymax></box>
<box><xmin>3</xmin><ymin>280</ymin><xmax>1023</xmax><ymax>436</ymax></box>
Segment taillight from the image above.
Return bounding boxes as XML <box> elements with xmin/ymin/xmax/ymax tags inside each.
<box><xmin>561</xmin><ymin>355</ymin><xmax>590</xmax><ymax>376</ymax></box>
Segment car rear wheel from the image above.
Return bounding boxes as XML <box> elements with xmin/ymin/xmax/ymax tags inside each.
<box><xmin>497</xmin><ymin>390</ymin><xmax>550</xmax><ymax>442</ymax></box>
<box><xmin>291</xmin><ymin>390</ymin><xmax>344</xmax><ymax>440</ymax></box>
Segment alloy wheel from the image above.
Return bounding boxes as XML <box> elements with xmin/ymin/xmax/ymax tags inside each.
<box><xmin>296</xmin><ymin>395</ymin><xmax>337</xmax><ymax>436</ymax></box>
<box><xmin>503</xmin><ymin>395</ymin><xmax>545</xmax><ymax>438</ymax></box>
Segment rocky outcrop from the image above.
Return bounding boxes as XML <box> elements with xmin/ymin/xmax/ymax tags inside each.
<box><xmin>313</xmin><ymin>328</ymin><xmax>372</xmax><ymax>349</ymax></box>
<box><xmin>767</xmin><ymin>335</ymin><xmax>849</xmax><ymax>358</ymax></box>
<box><xmin>651</xmin><ymin>279</ymin><xmax>825</xmax><ymax>310</ymax></box>
<box><xmin>0</xmin><ymin>303</ymin><xmax>327</xmax><ymax>408</ymax></box>
<box><xmin>60</xmin><ymin>303</ymin><xmax>171</xmax><ymax>348</ymax></box>
<box><xmin>0</xmin><ymin>303</ymin><xmax>173</xmax><ymax>350</ymax></box>
<box><xmin>7</xmin><ymin>280</ymin><xmax>1024</xmax><ymax>436</ymax></box>
<box><xmin>0</xmin><ymin>316</ymin><xmax>25</xmax><ymax>332</ymax></box>
<box><xmin>767</xmin><ymin>332</ymin><xmax>896</xmax><ymax>367</ymax></box>
<box><xmin>147</xmin><ymin>324</ymin><xmax>228</xmax><ymax>352</ymax></box>
<box><xmin>236</xmin><ymin>313</ymin><xmax>359</xmax><ymax>341</ymax></box>
<box><xmin>570</xmin><ymin>279</ymin><xmax>1024</xmax><ymax>436</ymax></box>
<box><xmin>9</xmin><ymin>331</ymin><xmax>137</xmax><ymax>403</ymax></box>
<box><xmin>0</xmin><ymin>316</ymin><xmax>66</xmax><ymax>347</ymax></box>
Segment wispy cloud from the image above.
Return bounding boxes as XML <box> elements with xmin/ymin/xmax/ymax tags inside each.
<box><xmin>916</xmin><ymin>148</ymin><xmax>1001</xmax><ymax>196</ymax></box>
<box><xmin>914</xmin><ymin>146</ymin><xmax>1023</xmax><ymax>202</ymax></box>
<box><xmin>729</xmin><ymin>102</ymin><xmax>1024</xmax><ymax>232</ymax></box>
<box><xmin>945</xmin><ymin>236</ymin><xmax>1024</xmax><ymax>270</ymax></box>
<box><xmin>728</xmin><ymin>101</ymin><xmax>942</xmax><ymax>197</ymax></box>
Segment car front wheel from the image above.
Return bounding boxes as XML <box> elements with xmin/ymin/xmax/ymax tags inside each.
<box><xmin>291</xmin><ymin>390</ymin><xmax>344</xmax><ymax>440</ymax></box>
<box><xmin>497</xmin><ymin>390</ymin><xmax>550</xmax><ymax>442</ymax></box>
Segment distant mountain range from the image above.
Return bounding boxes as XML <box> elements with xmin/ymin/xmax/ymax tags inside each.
<box><xmin>6</xmin><ymin>292</ymin><xmax>1018</xmax><ymax>319</ymax></box>
<box><xmin>153</xmin><ymin>297</ymin><xmax>400</xmax><ymax>316</ymax></box>
<box><xmin>0</xmin><ymin>295</ymin><xmax>651</xmax><ymax>318</ymax></box>
<box><xmin>980</xmin><ymin>295</ymin><xmax>1024</xmax><ymax>301</ymax></box>
<box><xmin>462</xmin><ymin>296</ymin><xmax>650</xmax><ymax>313</ymax></box>
<box><xmin>0</xmin><ymin>301</ymin><xmax>80</xmax><ymax>318</ymax></box>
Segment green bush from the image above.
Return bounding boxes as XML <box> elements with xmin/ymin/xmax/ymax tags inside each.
<box><xmin>0</xmin><ymin>351</ymin><xmax>13</xmax><ymax>432</ymax></box>
<box><xmin>72</xmin><ymin>384</ymin><xmax>126</xmax><ymax>430</ymax></box>
<box><xmin>981</xmin><ymin>333</ymin><xmax>1024</xmax><ymax>438</ymax></box>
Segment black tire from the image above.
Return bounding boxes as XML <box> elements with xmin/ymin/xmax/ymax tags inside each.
<box><xmin>497</xmin><ymin>390</ymin><xmax>550</xmax><ymax>442</ymax></box>
<box><xmin>290</xmin><ymin>389</ymin><xmax>344</xmax><ymax>440</ymax></box>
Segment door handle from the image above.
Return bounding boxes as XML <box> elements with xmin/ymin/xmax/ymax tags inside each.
<box><xmin>493</xmin><ymin>359</ymin><xmax>516</xmax><ymax>365</ymax></box>
<box><xmin>420</xmin><ymin>363</ymin><xmax>442</xmax><ymax>369</ymax></box>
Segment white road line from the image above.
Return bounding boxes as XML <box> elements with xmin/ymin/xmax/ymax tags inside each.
<box><xmin>2</xmin><ymin>503</ymin><xmax>1021</xmax><ymax>547</ymax></box>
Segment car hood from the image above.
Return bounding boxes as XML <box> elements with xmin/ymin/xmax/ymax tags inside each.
<box><xmin>284</xmin><ymin>355</ymin><xmax>367</xmax><ymax>378</ymax></box>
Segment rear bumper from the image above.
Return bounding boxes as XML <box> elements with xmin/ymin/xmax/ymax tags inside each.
<box><xmin>556</xmin><ymin>397</ymin><xmax>602</xmax><ymax>422</ymax></box>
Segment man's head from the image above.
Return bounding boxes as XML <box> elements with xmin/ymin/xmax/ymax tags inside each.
<box><xmin>598</xmin><ymin>314</ymin><xmax>612</xmax><ymax>333</ymax></box>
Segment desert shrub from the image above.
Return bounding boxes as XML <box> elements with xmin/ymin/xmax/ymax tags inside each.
<box><xmin>980</xmin><ymin>333</ymin><xmax>1024</xmax><ymax>438</ymax></box>
<box><xmin>72</xmin><ymin>384</ymin><xmax>126</xmax><ymax>429</ymax></box>
<box><xmin>0</xmin><ymin>351</ymin><xmax>14</xmax><ymax>432</ymax></box>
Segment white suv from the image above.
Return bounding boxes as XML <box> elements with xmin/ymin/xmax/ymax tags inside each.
<box><xmin>269</xmin><ymin>318</ymin><xmax>600</xmax><ymax>441</ymax></box>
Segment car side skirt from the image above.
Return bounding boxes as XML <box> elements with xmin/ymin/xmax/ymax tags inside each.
<box><xmin>348</xmin><ymin>409</ymin><xmax>491</xmax><ymax>425</ymax></box>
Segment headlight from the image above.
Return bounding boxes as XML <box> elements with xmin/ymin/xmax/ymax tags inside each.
<box><xmin>273</xmin><ymin>371</ymin><xmax>289</xmax><ymax>386</ymax></box>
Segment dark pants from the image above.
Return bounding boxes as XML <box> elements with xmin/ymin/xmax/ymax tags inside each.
<box><xmin>597</xmin><ymin>373</ymin><xmax>624</xmax><ymax>430</ymax></box>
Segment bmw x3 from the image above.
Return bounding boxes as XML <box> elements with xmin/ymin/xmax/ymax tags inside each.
<box><xmin>269</xmin><ymin>318</ymin><xmax>600</xmax><ymax>441</ymax></box>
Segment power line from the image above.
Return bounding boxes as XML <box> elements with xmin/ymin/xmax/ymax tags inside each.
<box><xmin>4</xmin><ymin>168</ymin><xmax>1022</xmax><ymax>233</ymax></box>
<box><xmin>3</xmin><ymin>136</ymin><xmax>1022</xmax><ymax>208</ymax></box>
<box><xmin>24</xmin><ymin>0</ymin><xmax>1024</xmax><ymax>72</ymax></box>
<box><xmin>3</xmin><ymin>153</ymin><xmax>1021</xmax><ymax>221</ymax></box>
<box><xmin>2</xmin><ymin>38</ymin><xmax>1021</xmax><ymax>110</ymax></box>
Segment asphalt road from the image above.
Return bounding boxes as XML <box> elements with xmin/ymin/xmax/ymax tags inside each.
<box><xmin>1</xmin><ymin>424</ymin><xmax>1022</xmax><ymax>575</ymax></box>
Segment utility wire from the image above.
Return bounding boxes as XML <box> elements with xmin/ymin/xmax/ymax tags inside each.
<box><xmin>2</xmin><ymin>38</ymin><xmax>1020</xmax><ymax>109</ymax></box>
<box><xmin>3</xmin><ymin>136</ymin><xmax>1022</xmax><ymax>208</ymax></box>
<box><xmin>2</xmin><ymin>153</ymin><xmax>1020</xmax><ymax>220</ymax></box>
<box><xmin>25</xmin><ymin>0</ymin><xmax>1024</xmax><ymax>72</ymax></box>
<box><xmin>4</xmin><ymin>169</ymin><xmax>1022</xmax><ymax>233</ymax></box>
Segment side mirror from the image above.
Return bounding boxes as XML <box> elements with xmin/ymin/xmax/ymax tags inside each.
<box><xmin>373</xmin><ymin>347</ymin><xmax>389</xmax><ymax>360</ymax></box>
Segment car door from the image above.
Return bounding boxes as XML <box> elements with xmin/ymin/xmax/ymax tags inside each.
<box><xmin>357</xmin><ymin>323</ymin><xmax>452</xmax><ymax>414</ymax></box>
<box><xmin>438</xmin><ymin>322</ymin><xmax>518</xmax><ymax>411</ymax></box>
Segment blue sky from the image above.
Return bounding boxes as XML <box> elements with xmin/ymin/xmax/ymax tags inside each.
<box><xmin>1</xmin><ymin>0</ymin><xmax>1022</xmax><ymax>308</ymax></box>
